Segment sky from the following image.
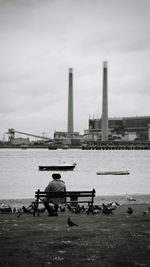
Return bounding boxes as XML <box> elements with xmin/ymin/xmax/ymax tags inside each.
<box><xmin>0</xmin><ymin>0</ymin><xmax>150</xmax><ymax>140</ymax></box>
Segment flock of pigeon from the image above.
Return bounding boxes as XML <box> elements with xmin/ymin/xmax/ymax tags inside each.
<box><xmin>1</xmin><ymin>194</ymin><xmax>150</xmax><ymax>223</ymax></box>
<box><xmin>66</xmin><ymin>194</ymin><xmax>150</xmax><ymax>227</ymax></box>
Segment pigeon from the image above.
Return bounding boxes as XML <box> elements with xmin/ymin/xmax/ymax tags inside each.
<box><xmin>143</xmin><ymin>210</ymin><xmax>148</xmax><ymax>215</ymax></box>
<box><xmin>22</xmin><ymin>206</ymin><xmax>31</xmax><ymax>213</ymax></box>
<box><xmin>102</xmin><ymin>203</ymin><xmax>113</xmax><ymax>215</ymax></box>
<box><xmin>74</xmin><ymin>205</ymin><xmax>82</xmax><ymax>214</ymax></box>
<box><xmin>126</xmin><ymin>194</ymin><xmax>136</xmax><ymax>202</ymax></box>
<box><xmin>127</xmin><ymin>207</ymin><xmax>133</xmax><ymax>214</ymax></box>
<box><xmin>111</xmin><ymin>201</ymin><xmax>120</xmax><ymax>208</ymax></box>
<box><xmin>67</xmin><ymin>217</ymin><xmax>78</xmax><ymax>227</ymax></box>
<box><xmin>103</xmin><ymin>202</ymin><xmax>119</xmax><ymax>211</ymax></box>
<box><xmin>60</xmin><ymin>206</ymin><xmax>65</xmax><ymax>212</ymax></box>
<box><xmin>81</xmin><ymin>205</ymin><xmax>86</xmax><ymax>212</ymax></box>
<box><xmin>94</xmin><ymin>205</ymin><xmax>102</xmax><ymax>211</ymax></box>
<box><xmin>67</xmin><ymin>204</ymin><xmax>72</xmax><ymax>211</ymax></box>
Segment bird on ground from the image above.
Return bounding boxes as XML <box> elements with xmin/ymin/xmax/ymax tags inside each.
<box><xmin>103</xmin><ymin>202</ymin><xmax>120</xmax><ymax>211</ymax></box>
<box><xmin>22</xmin><ymin>205</ymin><xmax>31</xmax><ymax>213</ymax></box>
<box><xmin>90</xmin><ymin>204</ymin><xmax>101</xmax><ymax>214</ymax></box>
<box><xmin>80</xmin><ymin>205</ymin><xmax>86</xmax><ymax>212</ymax></box>
<box><xmin>111</xmin><ymin>201</ymin><xmax>120</xmax><ymax>208</ymax></box>
<box><xmin>67</xmin><ymin>217</ymin><xmax>78</xmax><ymax>227</ymax></box>
<box><xmin>74</xmin><ymin>205</ymin><xmax>82</xmax><ymax>214</ymax></box>
<box><xmin>60</xmin><ymin>206</ymin><xmax>65</xmax><ymax>212</ymax></box>
<box><xmin>127</xmin><ymin>207</ymin><xmax>133</xmax><ymax>215</ymax></box>
<box><xmin>126</xmin><ymin>194</ymin><xmax>136</xmax><ymax>202</ymax></box>
<box><xmin>67</xmin><ymin>204</ymin><xmax>72</xmax><ymax>211</ymax></box>
<box><xmin>143</xmin><ymin>210</ymin><xmax>148</xmax><ymax>215</ymax></box>
<box><xmin>94</xmin><ymin>205</ymin><xmax>102</xmax><ymax>211</ymax></box>
<box><xmin>102</xmin><ymin>203</ymin><xmax>113</xmax><ymax>215</ymax></box>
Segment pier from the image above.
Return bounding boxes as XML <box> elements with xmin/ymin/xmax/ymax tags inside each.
<box><xmin>82</xmin><ymin>142</ymin><xmax>150</xmax><ymax>150</ymax></box>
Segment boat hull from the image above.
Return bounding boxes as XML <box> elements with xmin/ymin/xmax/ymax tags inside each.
<box><xmin>97</xmin><ymin>171</ymin><xmax>129</xmax><ymax>175</ymax></box>
<box><xmin>39</xmin><ymin>165</ymin><xmax>76</xmax><ymax>171</ymax></box>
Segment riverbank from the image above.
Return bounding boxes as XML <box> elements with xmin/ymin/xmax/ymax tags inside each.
<box><xmin>0</xmin><ymin>202</ymin><xmax>150</xmax><ymax>267</ymax></box>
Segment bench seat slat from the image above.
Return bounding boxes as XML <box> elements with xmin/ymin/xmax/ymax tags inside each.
<box><xmin>35</xmin><ymin>190</ymin><xmax>95</xmax><ymax>195</ymax></box>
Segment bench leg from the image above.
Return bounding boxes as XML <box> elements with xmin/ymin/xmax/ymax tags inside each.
<box><xmin>87</xmin><ymin>202</ymin><xmax>94</xmax><ymax>215</ymax></box>
<box><xmin>33</xmin><ymin>202</ymin><xmax>39</xmax><ymax>217</ymax></box>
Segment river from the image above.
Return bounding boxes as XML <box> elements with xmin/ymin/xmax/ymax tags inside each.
<box><xmin>0</xmin><ymin>148</ymin><xmax>150</xmax><ymax>200</ymax></box>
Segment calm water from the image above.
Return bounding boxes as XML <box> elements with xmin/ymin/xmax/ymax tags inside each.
<box><xmin>0</xmin><ymin>149</ymin><xmax>150</xmax><ymax>200</ymax></box>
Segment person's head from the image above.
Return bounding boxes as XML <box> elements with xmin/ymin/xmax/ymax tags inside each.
<box><xmin>52</xmin><ymin>173</ymin><xmax>61</xmax><ymax>180</ymax></box>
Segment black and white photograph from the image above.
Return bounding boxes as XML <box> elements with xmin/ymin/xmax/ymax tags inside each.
<box><xmin>0</xmin><ymin>0</ymin><xmax>150</xmax><ymax>266</ymax></box>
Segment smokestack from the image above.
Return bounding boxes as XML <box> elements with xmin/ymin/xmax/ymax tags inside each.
<box><xmin>68</xmin><ymin>68</ymin><xmax>74</xmax><ymax>133</ymax></box>
<box><xmin>101</xmin><ymin>61</ymin><xmax>108</xmax><ymax>141</ymax></box>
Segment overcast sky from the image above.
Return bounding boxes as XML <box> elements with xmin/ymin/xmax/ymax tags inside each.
<box><xmin>0</xmin><ymin>0</ymin><xmax>150</xmax><ymax>140</ymax></box>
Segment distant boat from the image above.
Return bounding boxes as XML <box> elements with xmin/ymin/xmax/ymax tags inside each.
<box><xmin>20</xmin><ymin>144</ymin><xmax>28</xmax><ymax>149</ymax></box>
<box><xmin>97</xmin><ymin>170</ymin><xmax>130</xmax><ymax>175</ymax></box>
<box><xmin>62</xmin><ymin>145</ymin><xmax>69</xmax><ymax>149</ymax></box>
<box><xmin>48</xmin><ymin>145</ymin><xmax>57</xmax><ymax>150</ymax></box>
<box><xmin>39</xmin><ymin>162</ymin><xmax>76</xmax><ymax>171</ymax></box>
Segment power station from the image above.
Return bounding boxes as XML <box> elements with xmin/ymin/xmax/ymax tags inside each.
<box><xmin>4</xmin><ymin>62</ymin><xmax>150</xmax><ymax>147</ymax></box>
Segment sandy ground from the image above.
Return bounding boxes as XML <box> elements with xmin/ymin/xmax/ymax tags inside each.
<box><xmin>0</xmin><ymin>203</ymin><xmax>150</xmax><ymax>267</ymax></box>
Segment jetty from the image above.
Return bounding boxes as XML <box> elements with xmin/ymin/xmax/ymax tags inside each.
<box><xmin>82</xmin><ymin>142</ymin><xmax>150</xmax><ymax>150</ymax></box>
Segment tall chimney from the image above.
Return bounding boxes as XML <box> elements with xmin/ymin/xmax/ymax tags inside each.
<box><xmin>101</xmin><ymin>61</ymin><xmax>108</xmax><ymax>141</ymax></box>
<box><xmin>68</xmin><ymin>68</ymin><xmax>74</xmax><ymax>133</ymax></box>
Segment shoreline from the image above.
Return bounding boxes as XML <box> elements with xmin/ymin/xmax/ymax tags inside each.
<box><xmin>1</xmin><ymin>194</ymin><xmax>150</xmax><ymax>209</ymax></box>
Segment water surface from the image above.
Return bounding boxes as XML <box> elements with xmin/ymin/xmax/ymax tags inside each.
<box><xmin>0</xmin><ymin>149</ymin><xmax>150</xmax><ymax>199</ymax></box>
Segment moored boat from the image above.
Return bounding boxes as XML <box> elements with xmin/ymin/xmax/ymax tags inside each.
<box><xmin>97</xmin><ymin>170</ymin><xmax>130</xmax><ymax>175</ymax></box>
<box><xmin>20</xmin><ymin>144</ymin><xmax>28</xmax><ymax>149</ymax></box>
<box><xmin>39</xmin><ymin>162</ymin><xmax>76</xmax><ymax>171</ymax></box>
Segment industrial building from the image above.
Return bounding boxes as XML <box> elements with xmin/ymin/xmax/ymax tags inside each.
<box><xmin>53</xmin><ymin>131</ymin><xmax>81</xmax><ymax>146</ymax></box>
<box><xmin>88</xmin><ymin>116</ymin><xmax>150</xmax><ymax>141</ymax></box>
<box><xmin>86</xmin><ymin>61</ymin><xmax>150</xmax><ymax>142</ymax></box>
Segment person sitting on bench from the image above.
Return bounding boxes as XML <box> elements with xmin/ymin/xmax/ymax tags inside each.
<box><xmin>43</xmin><ymin>173</ymin><xmax>66</xmax><ymax>216</ymax></box>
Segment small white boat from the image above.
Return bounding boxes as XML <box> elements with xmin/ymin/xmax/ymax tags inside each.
<box><xmin>97</xmin><ymin>170</ymin><xmax>130</xmax><ymax>175</ymax></box>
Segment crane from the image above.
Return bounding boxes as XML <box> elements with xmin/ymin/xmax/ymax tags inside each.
<box><xmin>6</xmin><ymin>128</ymin><xmax>52</xmax><ymax>143</ymax></box>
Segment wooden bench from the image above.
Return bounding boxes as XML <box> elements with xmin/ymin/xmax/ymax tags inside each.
<box><xmin>33</xmin><ymin>189</ymin><xmax>96</xmax><ymax>216</ymax></box>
